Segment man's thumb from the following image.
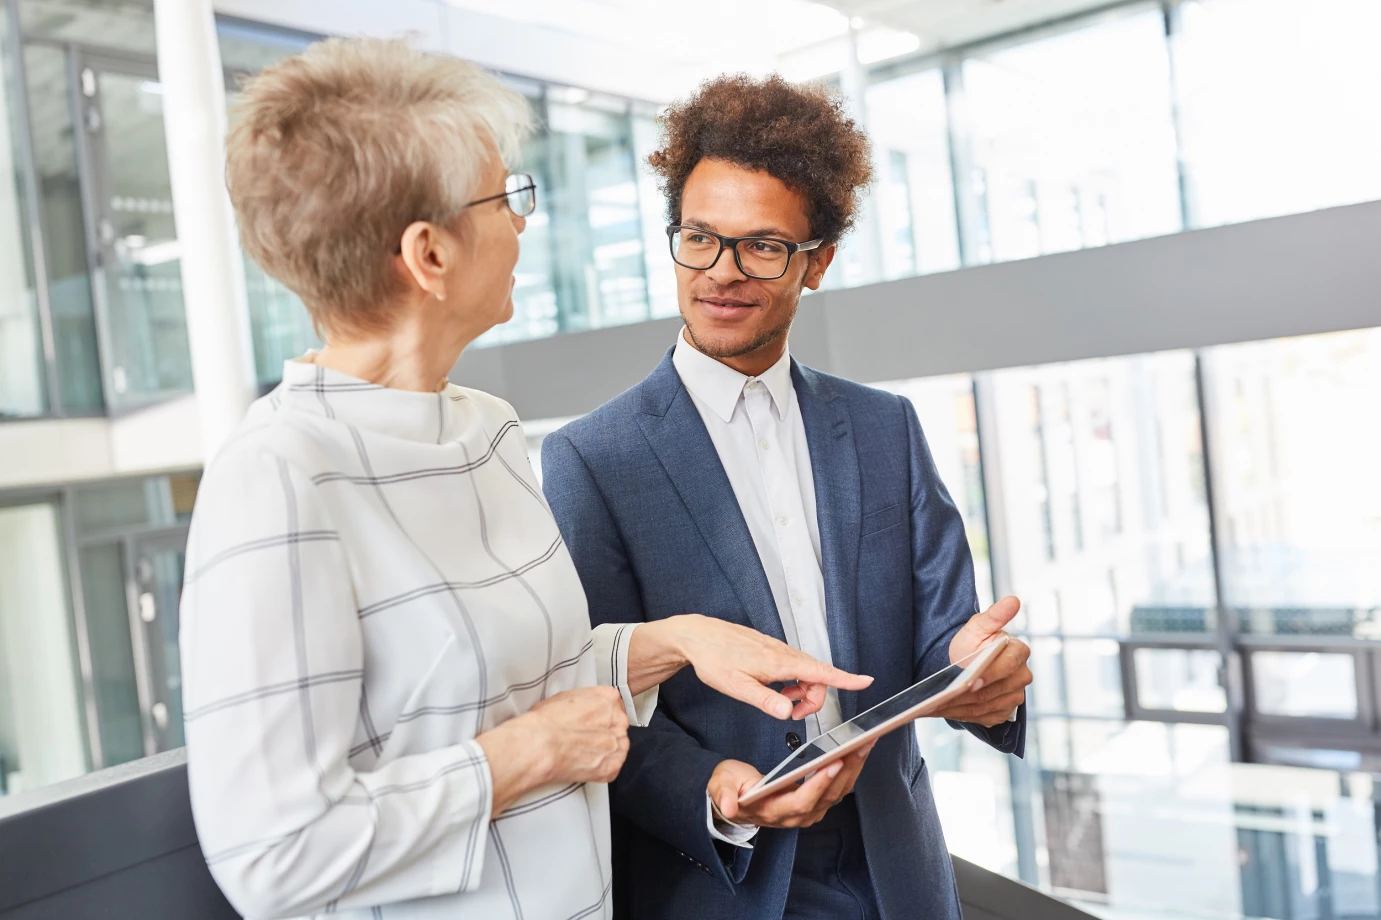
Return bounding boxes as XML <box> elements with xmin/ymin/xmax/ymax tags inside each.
<box><xmin>971</xmin><ymin>596</ymin><xmax>1020</xmax><ymax>635</ymax></box>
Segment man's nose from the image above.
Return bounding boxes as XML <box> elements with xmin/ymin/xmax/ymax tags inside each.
<box><xmin>704</xmin><ymin>243</ymin><xmax>748</xmax><ymax>285</ymax></box>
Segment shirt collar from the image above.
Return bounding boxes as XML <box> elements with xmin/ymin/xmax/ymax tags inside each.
<box><xmin>276</xmin><ymin>354</ymin><xmax>467</xmax><ymax>444</ymax></box>
<box><xmin>672</xmin><ymin>329</ymin><xmax>793</xmax><ymax>424</ymax></box>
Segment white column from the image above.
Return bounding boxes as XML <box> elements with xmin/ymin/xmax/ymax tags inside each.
<box><xmin>154</xmin><ymin>0</ymin><xmax>254</xmax><ymax>461</ymax></box>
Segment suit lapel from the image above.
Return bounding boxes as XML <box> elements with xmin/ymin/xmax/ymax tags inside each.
<box><xmin>635</xmin><ymin>353</ymin><xmax>786</xmax><ymax>644</ymax></box>
<box><xmin>794</xmin><ymin>362</ymin><xmax>864</xmax><ymax>718</ymax></box>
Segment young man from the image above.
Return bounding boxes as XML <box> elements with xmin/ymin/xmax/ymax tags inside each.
<box><xmin>541</xmin><ymin>74</ymin><xmax>1033</xmax><ymax>920</ymax></box>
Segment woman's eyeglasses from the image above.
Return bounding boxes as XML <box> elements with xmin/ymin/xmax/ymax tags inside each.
<box><xmin>392</xmin><ymin>173</ymin><xmax>537</xmax><ymax>253</ymax></box>
<box><xmin>465</xmin><ymin>172</ymin><xmax>537</xmax><ymax>218</ymax></box>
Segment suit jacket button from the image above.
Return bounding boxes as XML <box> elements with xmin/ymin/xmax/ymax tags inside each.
<box><xmin>785</xmin><ymin>731</ymin><xmax>802</xmax><ymax>751</ymax></box>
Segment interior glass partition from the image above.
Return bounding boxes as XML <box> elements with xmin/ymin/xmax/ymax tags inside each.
<box><xmin>862</xmin><ymin>68</ymin><xmax>960</xmax><ymax>281</ymax></box>
<box><xmin>23</xmin><ymin>42</ymin><xmax>102</xmax><ymax>411</ymax></box>
<box><xmin>1203</xmin><ymin>328</ymin><xmax>1381</xmax><ymax>638</ymax></box>
<box><xmin>959</xmin><ymin>6</ymin><xmax>1183</xmax><ymax>265</ymax></box>
<box><xmin>1173</xmin><ymin>0</ymin><xmax>1381</xmax><ymax>227</ymax></box>
<box><xmin>0</xmin><ymin>500</ymin><xmax>88</xmax><ymax>795</ymax></box>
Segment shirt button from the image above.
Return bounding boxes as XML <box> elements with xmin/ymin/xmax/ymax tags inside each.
<box><xmin>746</xmin><ymin>380</ymin><xmax>760</xmax><ymax>390</ymax></box>
<box><xmin>759</xmin><ymin>439</ymin><xmax>770</xmax><ymax>451</ymax></box>
<box><xmin>776</xmin><ymin>515</ymin><xmax>789</xmax><ymax>527</ymax></box>
<box><xmin>793</xmin><ymin>594</ymin><xmax>805</xmax><ymax>606</ymax></box>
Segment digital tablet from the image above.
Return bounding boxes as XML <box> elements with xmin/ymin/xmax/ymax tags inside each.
<box><xmin>738</xmin><ymin>636</ymin><xmax>1010</xmax><ymax>807</ymax></box>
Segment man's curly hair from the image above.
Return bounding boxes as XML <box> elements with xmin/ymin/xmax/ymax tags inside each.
<box><xmin>648</xmin><ymin>74</ymin><xmax>873</xmax><ymax>246</ymax></box>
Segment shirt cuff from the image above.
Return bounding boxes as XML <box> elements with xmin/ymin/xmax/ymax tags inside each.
<box><xmin>591</xmin><ymin>622</ymin><xmax>659</xmax><ymax>727</ymax></box>
<box><xmin>706</xmin><ymin>794</ymin><xmax>758</xmax><ymax>848</ymax></box>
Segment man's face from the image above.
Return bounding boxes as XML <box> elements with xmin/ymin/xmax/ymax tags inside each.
<box><xmin>675</xmin><ymin>158</ymin><xmax>834</xmax><ymax>368</ymax></box>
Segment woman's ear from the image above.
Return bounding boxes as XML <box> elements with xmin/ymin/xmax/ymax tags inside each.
<box><xmin>398</xmin><ymin>221</ymin><xmax>451</xmax><ymax>300</ymax></box>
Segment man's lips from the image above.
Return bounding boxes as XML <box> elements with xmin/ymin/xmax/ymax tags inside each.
<box><xmin>696</xmin><ymin>297</ymin><xmax>757</xmax><ymax>308</ymax></box>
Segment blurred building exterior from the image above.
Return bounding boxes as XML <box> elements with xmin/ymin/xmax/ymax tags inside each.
<box><xmin>1</xmin><ymin>2</ymin><xmax>1379</xmax><ymax>919</ymax></box>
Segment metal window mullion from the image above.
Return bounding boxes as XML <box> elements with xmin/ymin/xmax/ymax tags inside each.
<box><xmin>1162</xmin><ymin>0</ymin><xmax>1199</xmax><ymax>231</ymax></box>
<box><xmin>4</xmin><ymin>0</ymin><xmax>63</xmax><ymax>416</ymax></box>
<box><xmin>972</xmin><ymin>371</ymin><xmax>1041</xmax><ymax>888</ymax></box>
<box><xmin>1193</xmin><ymin>350</ymin><xmax>1246</xmax><ymax>762</ymax></box>
<box><xmin>121</xmin><ymin>533</ymin><xmax>158</xmax><ymax>758</ymax></box>
<box><xmin>66</xmin><ymin>45</ymin><xmax>118</xmax><ymax>410</ymax></box>
<box><xmin>941</xmin><ymin>56</ymin><xmax>988</xmax><ymax>268</ymax></box>
<box><xmin>59</xmin><ymin>485</ymin><xmax>105</xmax><ymax>769</ymax></box>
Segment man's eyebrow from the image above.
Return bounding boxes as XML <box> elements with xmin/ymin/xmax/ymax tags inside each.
<box><xmin>680</xmin><ymin>218</ymin><xmax>794</xmax><ymax>238</ymax></box>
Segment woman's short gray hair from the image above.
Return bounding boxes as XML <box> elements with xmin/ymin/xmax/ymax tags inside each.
<box><xmin>226</xmin><ymin>37</ymin><xmax>532</xmax><ymax>337</ymax></box>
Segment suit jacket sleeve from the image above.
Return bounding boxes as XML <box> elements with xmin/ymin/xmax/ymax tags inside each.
<box><xmin>541</xmin><ymin>432</ymin><xmax>751</xmax><ymax>888</ymax></box>
<box><xmin>902</xmin><ymin>397</ymin><xmax>1026</xmax><ymax>757</ymax></box>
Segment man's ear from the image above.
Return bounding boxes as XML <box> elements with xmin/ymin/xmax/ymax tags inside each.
<box><xmin>802</xmin><ymin>244</ymin><xmax>836</xmax><ymax>291</ymax></box>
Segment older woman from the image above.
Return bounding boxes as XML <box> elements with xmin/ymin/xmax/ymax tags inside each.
<box><xmin>179</xmin><ymin>38</ymin><xmax>869</xmax><ymax>920</ymax></box>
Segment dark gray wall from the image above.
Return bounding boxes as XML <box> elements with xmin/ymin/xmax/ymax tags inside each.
<box><xmin>452</xmin><ymin>199</ymin><xmax>1381</xmax><ymax>421</ymax></box>
<box><xmin>0</xmin><ymin>749</ymin><xmax>1093</xmax><ymax>919</ymax></box>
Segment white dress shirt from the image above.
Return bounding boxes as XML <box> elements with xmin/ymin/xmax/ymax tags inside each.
<box><xmin>180</xmin><ymin>357</ymin><xmax>655</xmax><ymax>920</ymax></box>
<box><xmin>673</xmin><ymin>330</ymin><xmax>841</xmax><ymax>846</ymax></box>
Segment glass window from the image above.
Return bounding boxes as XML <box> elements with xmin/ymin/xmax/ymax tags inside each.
<box><xmin>1174</xmin><ymin>0</ymin><xmax>1381</xmax><ymax>227</ymax></box>
<box><xmin>1251</xmin><ymin>651</ymin><xmax>1359</xmax><ymax>720</ymax></box>
<box><xmin>24</xmin><ymin>43</ymin><xmax>103</xmax><ymax>412</ymax></box>
<box><xmin>916</xmin><ymin>719</ymin><xmax>1019</xmax><ymax>878</ymax></box>
<box><xmin>630</xmin><ymin>108</ymin><xmax>679</xmax><ymax>320</ymax></box>
<box><xmin>243</xmin><ymin>259</ymin><xmax>317</xmax><ymax>389</ymax></box>
<box><xmin>216</xmin><ymin>16</ymin><xmax>316</xmax><ymax>75</ymax></box>
<box><xmin>863</xmin><ymin>69</ymin><xmax>960</xmax><ymax>281</ymax></box>
<box><xmin>1206</xmin><ymin>328</ymin><xmax>1381</xmax><ymax>638</ymax></box>
<box><xmin>73</xmin><ymin>472</ymin><xmax>199</xmax><ymax>535</ymax></box>
<box><xmin>987</xmin><ymin>352</ymin><xmax>1214</xmax><ymax>637</ymax></box>
<box><xmin>961</xmin><ymin>7</ymin><xmax>1183</xmax><ymax>265</ymax></box>
<box><xmin>19</xmin><ymin>0</ymin><xmax>155</xmax><ymax>56</ymax></box>
<box><xmin>874</xmin><ymin>374</ymin><xmax>992</xmax><ymax>608</ymax></box>
<box><xmin>1061</xmin><ymin>637</ymin><xmax>1124</xmax><ymax>718</ymax></box>
<box><xmin>0</xmin><ymin>12</ymin><xmax>46</xmax><ymax>418</ymax></box>
<box><xmin>77</xmin><ymin>540</ymin><xmax>144</xmax><ymax>768</ymax></box>
<box><xmin>482</xmin><ymin>90</ymin><xmax>652</xmax><ymax>347</ymax></box>
<box><xmin>1133</xmin><ymin>647</ymin><xmax>1227</xmax><ymax>713</ymax></box>
<box><xmin>0</xmin><ymin>501</ymin><xmax>88</xmax><ymax>794</ymax></box>
<box><xmin>92</xmin><ymin>67</ymin><xmax>193</xmax><ymax>405</ymax></box>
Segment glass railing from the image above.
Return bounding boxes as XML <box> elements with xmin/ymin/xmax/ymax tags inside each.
<box><xmin>921</xmin><ymin>715</ymin><xmax>1380</xmax><ymax>920</ymax></box>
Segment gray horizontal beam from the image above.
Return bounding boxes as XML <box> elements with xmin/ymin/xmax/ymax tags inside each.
<box><xmin>453</xmin><ymin>199</ymin><xmax>1381</xmax><ymax>421</ymax></box>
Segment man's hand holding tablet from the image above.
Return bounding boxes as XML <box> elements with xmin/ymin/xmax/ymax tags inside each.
<box><xmin>709</xmin><ymin>596</ymin><xmax>1031</xmax><ymax>826</ymax></box>
<box><xmin>935</xmin><ymin>595</ymin><xmax>1032</xmax><ymax>727</ymax></box>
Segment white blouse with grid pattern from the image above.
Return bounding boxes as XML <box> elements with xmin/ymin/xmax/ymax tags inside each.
<box><xmin>179</xmin><ymin>357</ymin><xmax>655</xmax><ymax>920</ymax></box>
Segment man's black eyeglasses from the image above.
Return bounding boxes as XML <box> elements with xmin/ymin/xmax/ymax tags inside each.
<box><xmin>393</xmin><ymin>173</ymin><xmax>537</xmax><ymax>253</ymax></box>
<box><xmin>667</xmin><ymin>225</ymin><xmax>823</xmax><ymax>281</ymax></box>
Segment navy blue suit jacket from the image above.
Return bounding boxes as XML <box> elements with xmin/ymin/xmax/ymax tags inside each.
<box><xmin>541</xmin><ymin>352</ymin><xmax>1025</xmax><ymax>920</ymax></box>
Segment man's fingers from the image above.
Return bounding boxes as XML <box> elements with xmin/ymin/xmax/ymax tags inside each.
<box><xmin>967</xmin><ymin>596</ymin><xmax>1021</xmax><ymax>640</ymax></box>
<box><xmin>764</xmin><ymin>760</ymin><xmax>841</xmax><ymax>821</ymax></box>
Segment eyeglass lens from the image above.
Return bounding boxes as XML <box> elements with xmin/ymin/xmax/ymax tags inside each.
<box><xmin>506</xmin><ymin>173</ymin><xmax>537</xmax><ymax>218</ymax></box>
<box><xmin>669</xmin><ymin>228</ymin><xmax>792</xmax><ymax>279</ymax></box>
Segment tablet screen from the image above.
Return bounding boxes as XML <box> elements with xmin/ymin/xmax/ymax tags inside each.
<box><xmin>755</xmin><ymin>651</ymin><xmax>981</xmax><ymax>789</ymax></box>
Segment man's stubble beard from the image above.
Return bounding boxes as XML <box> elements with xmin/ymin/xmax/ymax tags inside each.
<box><xmin>682</xmin><ymin>294</ymin><xmax>799</xmax><ymax>362</ymax></box>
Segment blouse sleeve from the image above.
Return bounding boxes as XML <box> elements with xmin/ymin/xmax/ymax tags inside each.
<box><xmin>591</xmin><ymin>622</ymin><xmax>659</xmax><ymax>727</ymax></box>
<box><xmin>180</xmin><ymin>446</ymin><xmax>492</xmax><ymax>919</ymax></box>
